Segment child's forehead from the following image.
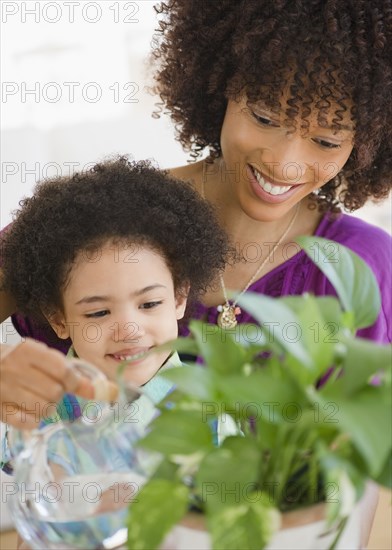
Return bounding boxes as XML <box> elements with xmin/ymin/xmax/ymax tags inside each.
<box><xmin>74</xmin><ymin>239</ymin><xmax>164</xmax><ymax>265</ymax></box>
<box><xmin>61</xmin><ymin>242</ymin><xmax>177</xmax><ymax>304</ymax></box>
<box><xmin>66</xmin><ymin>240</ymin><xmax>171</xmax><ymax>284</ymax></box>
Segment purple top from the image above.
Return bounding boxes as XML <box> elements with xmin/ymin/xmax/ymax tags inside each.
<box><xmin>179</xmin><ymin>212</ymin><xmax>391</xmax><ymax>344</ymax></box>
<box><xmin>5</xmin><ymin>211</ymin><xmax>392</xmax><ymax>348</ymax></box>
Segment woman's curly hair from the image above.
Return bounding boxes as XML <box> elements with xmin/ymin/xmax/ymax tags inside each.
<box><xmin>1</xmin><ymin>157</ymin><xmax>229</xmax><ymax>324</ymax></box>
<box><xmin>152</xmin><ymin>0</ymin><xmax>392</xmax><ymax>211</ymax></box>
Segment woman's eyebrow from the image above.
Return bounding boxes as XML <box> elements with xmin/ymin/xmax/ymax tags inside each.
<box><xmin>320</xmin><ymin>122</ymin><xmax>354</xmax><ymax>132</ymax></box>
<box><xmin>251</xmin><ymin>103</ymin><xmax>354</xmax><ymax>132</ymax></box>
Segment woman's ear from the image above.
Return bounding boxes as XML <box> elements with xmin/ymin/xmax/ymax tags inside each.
<box><xmin>175</xmin><ymin>283</ymin><xmax>190</xmax><ymax>321</ymax></box>
<box><xmin>45</xmin><ymin>311</ymin><xmax>71</xmax><ymax>340</ymax></box>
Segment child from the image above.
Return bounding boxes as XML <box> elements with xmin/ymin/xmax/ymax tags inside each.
<box><xmin>0</xmin><ymin>156</ymin><xmax>229</xmax><ymax>469</ymax></box>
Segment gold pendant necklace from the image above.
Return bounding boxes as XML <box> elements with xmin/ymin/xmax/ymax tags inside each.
<box><xmin>217</xmin><ymin>302</ymin><xmax>242</xmax><ymax>330</ymax></box>
<box><xmin>216</xmin><ymin>204</ymin><xmax>300</xmax><ymax>329</ymax></box>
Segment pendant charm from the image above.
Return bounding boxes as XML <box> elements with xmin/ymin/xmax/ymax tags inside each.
<box><xmin>217</xmin><ymin>304</ymin><xmax>241</xmax><ymax>330</ymax></box>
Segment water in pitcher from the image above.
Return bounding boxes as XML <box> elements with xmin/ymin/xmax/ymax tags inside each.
<box><xmin>12</xmin><ymin>470</ymin><xmax>147</xmax><ymax>549</ymax></box>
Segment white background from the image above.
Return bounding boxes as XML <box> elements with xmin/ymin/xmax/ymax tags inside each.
<box><xmin>1</xmin><ymin>1</ymin><xmax>390</xmax><ymax>230</ymax></box>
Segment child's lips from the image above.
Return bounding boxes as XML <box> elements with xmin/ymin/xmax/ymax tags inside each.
<box><xmin>108</xmin><ymin>347</ymin><xmax>151</xmax><ymax>363</ymax></box>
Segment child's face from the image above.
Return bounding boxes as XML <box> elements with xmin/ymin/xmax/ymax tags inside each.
<box><xmin>50</xmin><ymin>242</ymin><xmax>187</xmax><ymax>386</ymax></box>
<box><xmin>219</xmin><ymin>94</ymin><xmax>354</xmax><ymax>222</ymax></box>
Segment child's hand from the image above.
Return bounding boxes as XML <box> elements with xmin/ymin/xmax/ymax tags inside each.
<box><xmin>0</xmin><ymin>339</ymin><xmax>96</xmax><ymax>429</ymax></box>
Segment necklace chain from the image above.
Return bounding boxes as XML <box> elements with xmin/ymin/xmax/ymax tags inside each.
<box><xmin>200</xmin><ymin>170</ymin><xmax>300</xmax><ymax>328</ymax></box>
<box><xmin>219</xmin><ymin>203</ymin><xmax>300</xmax><ymax>308</ymax></box>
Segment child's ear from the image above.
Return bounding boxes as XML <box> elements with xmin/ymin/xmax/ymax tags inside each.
<box><xmin>45</xmin><ymin>311</ymin><xmax>71</xmax><ymax>340</ymax></box>
<box><xmin>175</xmin><ymin>284</ymin><xmax>190</xmax><ymax>320</ymax></box>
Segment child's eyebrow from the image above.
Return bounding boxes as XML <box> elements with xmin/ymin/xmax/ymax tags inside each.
<box><xmin>134</xmin><ymin>284</ymin><xmax>167</xmax><ymax>296</ymax></box>
<box><xmin>75</xmin><ymin>285</ymin><xmax>167</xmax><ymax>305</ymax></box>
<box><xmin>75</xmin><ymin>295</ymin><xmax>110</xmax><ymax>305</ymax></box>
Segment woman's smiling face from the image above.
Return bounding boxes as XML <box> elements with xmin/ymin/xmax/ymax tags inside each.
<box><xmin>219</xmin><ymin>95</ymin><xmax>354</xmax><ymax>221</ymax></box>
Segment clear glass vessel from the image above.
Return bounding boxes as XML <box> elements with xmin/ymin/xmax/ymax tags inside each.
<box><xmin>8</xmin><ymin>359</ymin><xmax>159</xmax><ymax>549</ymax></box>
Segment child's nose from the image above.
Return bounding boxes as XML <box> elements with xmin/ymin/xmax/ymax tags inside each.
<box><xmin>112</xmin><ymin>312</ymin><xmax>146</xmax><ymax>343</ymax></box>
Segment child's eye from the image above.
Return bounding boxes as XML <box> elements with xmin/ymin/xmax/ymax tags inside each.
<box><xmin>312</xmin><ymin>138</ymin><xmax>341</xmax><ymax>149</ymax></box>
<box><xmin>85</xmin><ymin>310</ymin><xmax>109</xmax><ymax>318</ymax></box>
<box><xmin>251</xmin><ymin>111</ymin><xmax>280</xmax><ymax>128</ymax></box>
<box><xmin>140</xmin><ymin>301</ymin><xmax>163</xmax><ymax>310</ymax></box>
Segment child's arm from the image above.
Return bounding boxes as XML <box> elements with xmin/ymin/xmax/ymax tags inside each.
<box><xmin>0</xmin><ymin>339</ymin><xmax>95</xmax><ymax>430</ymax></box>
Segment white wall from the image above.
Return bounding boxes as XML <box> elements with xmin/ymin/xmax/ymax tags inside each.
<box><xmin>1</xmin><ymin>0</ymin><xmax>191</xmax><ymax>228</ymax></box>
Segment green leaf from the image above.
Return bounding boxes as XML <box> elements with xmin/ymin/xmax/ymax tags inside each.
<box><xmin>207</xmin><ymin>497</ymin><xmax>280</xmax><ymax>550</ymax></box>
<box><xmin>217</xmin><ymin>370</ymin><xmax>307</xmax><ymax>424</ymax></box>
<box><xmin>139</xmin><ymin>409</ymin><xmax>214</xmax><ymax>456</ymax></box>
<box><xmin>160</xmin><ymin>365</ymin><xmax>217</xmax><ymax>401</ymax></box>
<box><xmin>164</xmin><ymin>335</ymin><xmax>200</xmax><ymax>357</ymax></box>
<box><xmin>281</xmin><ymin>295</ymin><xmax>343</xmax><ymax>323</ymax></box>
<box><xmin>284</xmin><ymin>294</ymin><xmax>338</xmax><ymax>384</ymax></box>
<box><xmin>318</xmin><ymin>447</ymin><xmax>365</xmax><ymax>524</ymax></box>
<box><xmin>232</xmin><ymin>323</ymin><xmax>268</xmax><ymax>350</ymax></box>
<box><xmin>189</xmin><ymin>320</ymin><xmax>247</xmax><ymax>375</ymax></box>
<box><xmin>127</xmin><ymin>479</ymin><xmax>189</xmax><ymax>550</ymax></box>
<box><xmin>196</xmin><ymin>437</ymin><xmax>261</xmax><ymax>510</ymax></box>
<box><xmin>236</xmin><ymin>292</ymin><xmax>313</xmax><ymax>367</ymax></box>
<box><xmin>339</xmin><ymin>337</ymin><xmax>392</xmax><ymax>395</ymax></box>
<box><xmin>150</xmin><ymin>457</ymin><xmax>179</xmax><ymax>482</ymax></box>
<box><xmin>297</xmin><ymin>236</ymin><xmax>381</xmax><ymax>330</ymax></box>
<box><xmin>254</xmin><ymin>416</ymin><xmax>280</xmax><ymax>450</ymax></box>
<box><xmin>374</xmin><ymin>453</ymin><xmax>392</xmax><ymax>489</ymax></box>
<box><xmin>316</xmin><ymin>386</ymin><xmax>391</xmax><ymax>477</ymax></box>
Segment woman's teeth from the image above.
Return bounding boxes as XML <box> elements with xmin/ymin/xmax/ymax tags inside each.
<box><xmin>253</xmin><ymin>168</ymin><xmax>293</xmax><ymax>195</ymax></box>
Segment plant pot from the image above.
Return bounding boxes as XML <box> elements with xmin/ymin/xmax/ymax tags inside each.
<box><xmin>160</xmin><ymin>502</ymin><xmax>362</xmax><ymax>550</ymax></box>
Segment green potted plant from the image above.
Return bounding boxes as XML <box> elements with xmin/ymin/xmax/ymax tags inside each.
<box><xmin>126</xmin><ymin>237</ymin><xmax>391</xmax><ymax>550</ymax></box>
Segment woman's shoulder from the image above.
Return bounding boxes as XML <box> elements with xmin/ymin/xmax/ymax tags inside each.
<box><xmin>318</xmin><ymin>211</ymin><xmax>391</xmax><ymax>343</ymax></box>
<box><xmin>319</xmin><ymin>211</ymin><xmax>391</xmax><ymax>268</ymax></box>
<box><xmin>167</xmin><ymin>160</ymin><xmax>205</xmax><ymax>189</ymax></box>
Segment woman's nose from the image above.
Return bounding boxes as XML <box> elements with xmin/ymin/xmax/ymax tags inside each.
<box><xmin>267</xmin><ymin>134</ymin><xmax>312</xmax><ymax>183</ymax></box>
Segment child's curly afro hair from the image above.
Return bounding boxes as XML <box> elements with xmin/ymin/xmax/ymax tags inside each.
<box><xmin>1</xmin><ymin>157</ymin><xmax>230</xmax><ymax>322</ymax></box>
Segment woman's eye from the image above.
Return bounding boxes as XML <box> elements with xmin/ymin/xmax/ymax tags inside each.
<box><xmin>252</xmin><ymin>112</ymin><xmax>280</xmax><ymax>127</ymax></box>
<box><xmin>313</xmin><ymin>138</ymin><xmax>341</xmax><ymax>149</ymax></box>
<box><xmin>85</xmin><ymin>310</ymin><xmax>109</xmax><ymax>318</ymax></box>
<box><xmin>140</xmin><ymin>301</ymin><xmax>163</xmax><ymax>310</ymax></box>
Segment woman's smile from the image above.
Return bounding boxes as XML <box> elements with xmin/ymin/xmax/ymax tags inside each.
<box><xmin>247</xmin><ymin>165</ymin><xmax>305</xmax><ymax>204</ymax></box>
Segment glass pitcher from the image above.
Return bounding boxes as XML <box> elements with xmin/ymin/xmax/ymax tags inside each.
<box><xmin>7</xmin><ymin>358</ymin><xmax>160</xmax><ymax>550</ymax></box>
